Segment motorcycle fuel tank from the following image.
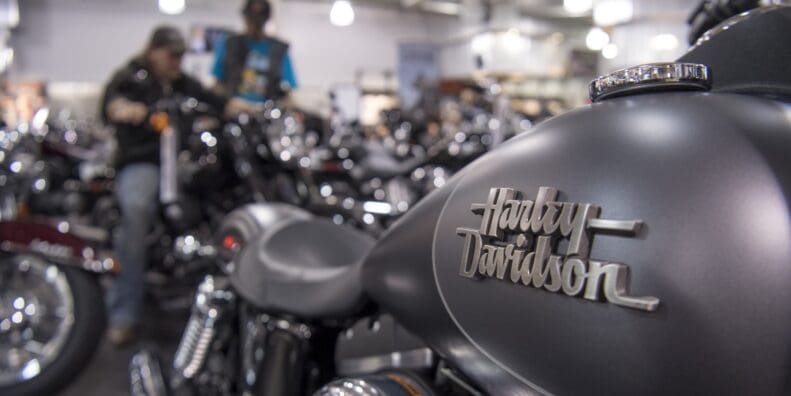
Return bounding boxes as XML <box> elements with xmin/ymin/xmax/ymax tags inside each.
<box><xmin>363</xmin><ymin>90</ymin><xmax>791</xmax><ymax>394</ymax></box>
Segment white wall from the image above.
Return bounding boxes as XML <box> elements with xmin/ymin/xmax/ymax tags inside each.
<box><xmin>11</xmin><ymin>0</ymin><xmax>242</xmax><ymax>83</ymax></box>
<box><xmin>278</xmin><ymin>2</ymin><xmax>444</xmax><ymax>93</ymax></box>
<box><xmin>10</xmin><ymin>0</ymin><xmax>448</xmax><ymax>96</ymax></box>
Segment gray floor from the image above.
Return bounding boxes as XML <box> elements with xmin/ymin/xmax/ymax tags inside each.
<box><xmin>59</xmin><ymin>307</ymin><xmax>189</xmax><ymax>396</ymax></box>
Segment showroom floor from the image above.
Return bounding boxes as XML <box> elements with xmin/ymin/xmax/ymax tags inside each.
<box><xmin>60</xmin><ymin>307</ymin><xmax>189</xmax><ymax>395</ymax></box>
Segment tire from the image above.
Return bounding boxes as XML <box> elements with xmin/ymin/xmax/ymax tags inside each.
<box><xmin>0</xmin><ymin>260</ymin><xmax>106</xmax><ymax>396</ymax></box>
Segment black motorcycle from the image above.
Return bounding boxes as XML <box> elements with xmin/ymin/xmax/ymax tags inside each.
<box><xmin>125</xmin><ymin>96</ymin><xmax>260</xmax><ymax>307</ymax></box>
<box><xmin>131</xmin><ymin>3</ymin><xmax>791</xmax><ymax>395</ymax></box>
<box><xmin>251</xmin><ymin>104</ymin><xmax>508</xmax><ymax>235</ymax></box>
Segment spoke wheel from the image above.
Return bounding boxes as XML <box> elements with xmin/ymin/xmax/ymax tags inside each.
<box><xmin>0</xmin><ymin>256</ymin><xmax>75</xmax><ymax>386</ymax></box>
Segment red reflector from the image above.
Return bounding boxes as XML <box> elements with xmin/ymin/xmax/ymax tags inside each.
<box><xmin>222</xmin><ymin>235</ymin><xmax>240</xmax><ymax>250</ymax></box>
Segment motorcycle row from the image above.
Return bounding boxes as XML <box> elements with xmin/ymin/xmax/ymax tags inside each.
<box><xmin>4</xmin><ymin>2</ymin><xmax>791</xmax><ymax>395</ymax></box>
<box><xmin>0</xmin><ymin>85</ymin><xmax>528</xmax><ymax>395</ymax></box>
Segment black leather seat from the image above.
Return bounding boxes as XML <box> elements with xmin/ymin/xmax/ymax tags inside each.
<box><xmin>230</xmin><ymin>214</ymin><xmax>375</xmax><ymax>319</ymax></box>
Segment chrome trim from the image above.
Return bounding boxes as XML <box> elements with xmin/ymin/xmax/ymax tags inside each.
<box><xmin>171</xmin><ymin>276</ymin><xmax>234</xmax><ymax>381</ymax></box>
<box><xmin>437</xmin><ymin>365</ymin><xmax>483</xmax><ymax>396</ymax></box>
<box><xmin>314</xmin><ymin>378</ymin><xmax>382</xmax><ymax>396</ymax></box>
<box><xmin>692</xmin><ymin>5</ymin><xmax>791</xmax><ymax>50</ymax></box>
<box><xmin>337</xmin><ymin>348</ymin><xmax>435</xmax><ymax>376</ymax></box>
<box><xmin>64</xmin><ymin>221</ymin><xmax>109</xmax><ymax>244</ymax></box>
<box><xmin>587</xmin><ymin>218</ymin><xmax>642</xmax><ymax>234</ymax></box>
<box><xmin>272</xmin><ymin>317</ymin><xmax>312</xmax><ymax>339</ymax></box>
<box><xmin>129</xmin><ymin>350</ymin><xmax>168</xmax><ymax>396</ymax></box>
<box><xmin>458</xmin><ymin>186</ymin><xmax>660</xmax><ymax>312</ymax></box>
<box><xmin>0</xmin><ymin>241</ymin><xmax>118</xmax><ymax>274</ymax></box>
<box><xmin>159</xmin><ymin>125</ymin><xmax>179</xmax><ymax>205</ymax></box>
<box><xmin>589</xmin><ymin>62</ymin><xmax>711</xmax><ymax>102</ymax></box>
<box><xmin>0</xmin><ymin>256</ymin><xmax>75</xmax><ymax>387</ymax></box>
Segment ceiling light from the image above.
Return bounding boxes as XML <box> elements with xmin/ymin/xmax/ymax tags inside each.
<box><xmin>502</xmin><ymin>28</ymin><xmax>529</xmax><ymax>53</ymax></box>
<box><xmin>158</xmin><ymin>0</ymin><xmax>185</xmax><ymax>15</ymax></box>
<box><xmin>563</xmin><ymin>0</ymin><xmax>592</xmax><ymax>15</ymax></box>
<box><xmin>585</xmin><ymin>27</ymin><xmax>610</xmax><ymax>51</ymax></box>
<box><xmin>602</xmin><ymin>43</ymin><xmax>618</xmax><ymax>59</ymax></box>
<box><xmin>330</xmin><ymin>0</ymin><xmax>355</xmax><ymax>27</ymax></box>
<box><xmin>593</xmin><ymin>0</ymin><xmax>633</xmax><ymax>26</ymax></box>
<box><xmin>471</xmin><ymin>33</ymin><xmax>494</xmax><ymax>54</ymax></box>
<box><xmin>650</xmin><ymin>33</ymin><xmax>679</xmax><ymax>51</ymax></box>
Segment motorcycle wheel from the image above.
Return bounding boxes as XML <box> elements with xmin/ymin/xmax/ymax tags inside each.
<box><xmin>0</xmin><ymin>255</ymin><xmax>106</xmax><ymax>396</ymax></box>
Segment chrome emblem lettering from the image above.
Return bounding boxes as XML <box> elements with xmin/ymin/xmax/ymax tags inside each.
<box><xmin>30</xmin><ymin>238</ymin><xmax>73</xmax><ymax>259</ymax></box>
<box><xmin>457</xmin><ymin>187</ymin><xmax>659</xmax><ymax>312</ymax></box>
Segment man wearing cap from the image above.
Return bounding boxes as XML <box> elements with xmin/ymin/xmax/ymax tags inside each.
<box><xmin>101</xmin><ymin>26</ymin><xmax>250</xmax><ymax>346</ymax></box>
<box><xmin>212</xmin><ymin>0</ymin><xmax>297</xmax><ymax>102</ymax></box>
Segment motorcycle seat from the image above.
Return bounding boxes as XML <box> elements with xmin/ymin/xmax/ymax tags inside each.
<box><xmin>231</xmin><ymin>214</ymin><xmax>375</xmax><ymax>319</ymax></box>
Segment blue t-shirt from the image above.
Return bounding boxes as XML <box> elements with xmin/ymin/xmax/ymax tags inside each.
<box><xmin>212</xmin><ymin>36</ymin><xmax>297</xmax><ymax>102</ymax></box>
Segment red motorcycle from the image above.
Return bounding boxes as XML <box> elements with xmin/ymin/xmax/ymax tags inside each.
<box><xmin>0</xmin><ymin>111</ymin><xmax>116</xmax><ymax>396</ymax></box>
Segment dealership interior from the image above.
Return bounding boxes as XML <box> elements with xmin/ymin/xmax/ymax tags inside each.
<box><xmin>2</xmin><ymin>0</ymin><xmax>790</xmax><ymax>395</ymax></box>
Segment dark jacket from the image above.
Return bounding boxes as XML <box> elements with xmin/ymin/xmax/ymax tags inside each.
<box><xmin>217</xmin><ymin>34</ymin><xmax>289</xmax><ymax>100</ymax></box>
<box><xmin>101</xmin><ymin>58</ymin><xmax>228</xmax><ymax>169</ymax></box>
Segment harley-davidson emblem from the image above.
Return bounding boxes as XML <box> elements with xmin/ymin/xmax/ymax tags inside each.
<box><xmin>456</xmin><ymin>187</ymin><xmax>659</xmax><ymax>311</ymax></box>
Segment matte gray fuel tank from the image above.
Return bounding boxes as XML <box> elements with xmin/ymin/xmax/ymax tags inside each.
<box><xmin>362</xmin><ymin>91</ymin><xmax>791</xmax><ymax>395</ymax></box>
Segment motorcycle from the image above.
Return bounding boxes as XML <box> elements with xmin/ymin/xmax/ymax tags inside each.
<box><xmin>133</xmin><ymin>3</ymin><xmax>791</xmax><ymax>394</ymax></box>
<box><xmin>126</xmin><ymin>95</ymin><xmax>258</xmax><ymax>308</ymax></box>
<box><xmin>0</xmin><ymin>110</ymin><xmax>117</xmax><ymax>396</ymax></box>
<box><xmin>254</xmin><ymin>103</ymin><xmax>515</xmax><ymax>235</ymax></box>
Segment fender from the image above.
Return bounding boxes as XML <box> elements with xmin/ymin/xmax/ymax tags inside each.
<box><xmin>0</xmin><ymin>219</ymin><xmax>119</xmax><ymax>274</ymax></box>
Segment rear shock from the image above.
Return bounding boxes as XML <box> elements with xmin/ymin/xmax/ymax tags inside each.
<box><xmin>171</xmin><ymin>275</ymin><xmax>235</xmax><ymax>385</ymax></box>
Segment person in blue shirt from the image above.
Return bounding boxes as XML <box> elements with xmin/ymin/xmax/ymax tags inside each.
<box><xmin>212</xmin><ymin>0</ymin><xmax>297</xmax><ymax>102</ymax></box>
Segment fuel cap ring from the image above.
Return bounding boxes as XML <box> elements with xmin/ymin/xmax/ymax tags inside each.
<box><xmin>589</xmin><ymin>62</ymin><xmax>711</xmax><ymax>102</ymax></box>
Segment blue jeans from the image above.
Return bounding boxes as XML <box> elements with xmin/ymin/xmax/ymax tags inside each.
<box><xmin>107</xmin><ymin>163</ymin><xmax>159</xmax><ymax>326</ymax></box>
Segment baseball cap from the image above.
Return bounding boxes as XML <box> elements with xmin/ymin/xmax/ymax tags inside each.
<box><xmin>148</xmin><ymin>26</ymin><xmax>186</xmax><ymax>56</ymax></box>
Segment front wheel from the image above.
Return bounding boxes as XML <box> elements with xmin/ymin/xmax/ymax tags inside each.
<box><xmin>0</xmin><ymin>255</ymin><xmax>106</xmax><ymax>396</ymax></box>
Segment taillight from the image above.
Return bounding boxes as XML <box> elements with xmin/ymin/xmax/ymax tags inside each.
<box><xmin>222</xmin><ymin>234</ymin><xmax>240</xmax><ymax>251</ymax></box>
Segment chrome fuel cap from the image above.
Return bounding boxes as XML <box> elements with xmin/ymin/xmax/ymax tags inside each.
<box><xmin>589</xmin><ymin>62</ymin><xmax>711</xmax><ymax>102</ymax></box>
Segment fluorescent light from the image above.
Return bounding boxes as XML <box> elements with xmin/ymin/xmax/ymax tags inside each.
<box><xmin>650</xmin><ymin>34</ymin><xmax>679</xmax><ymax>51</ymax></box>
<box><xmin>563</xmin><ymin>0</ymin><xmax>592</xmax><ymax>15</ymax></box>
<box><xmin>363</xmin><ymin>201</ymin><xmax>392</xmax><ymax>215</ymax></box>
<box><xmin>602</xmin><ymin>43</ymin><xmax>618</xmax><ymax>59</ymax></box>
<box><xmin>593</xmin><ymin>0</ymin><xmax>633</xmax><ymax>26</ymax></box>
<box><xmin>159</xmin><ymin>0</ymin><xmax>185</xmax><ymax>15</ymax></box>
<box><xmin>585</xmin><ymin>27</ymin><xmax>609</xmax><ymax>51</ymax></box>
<box><xmin>330</xmin><ymin>0</ymin><xmax>355</xmax><ymax>27</ymax></box>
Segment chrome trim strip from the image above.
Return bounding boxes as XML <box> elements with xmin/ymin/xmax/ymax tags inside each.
<box><xmin>589</xmin><ymin>62</ymin><xmax>711</xmax><ymax>102</ymax></box>
<box><xmin>337</xmin><ymin>348</ymin><xmax>435</xmax><ymax>376</ymax></box>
